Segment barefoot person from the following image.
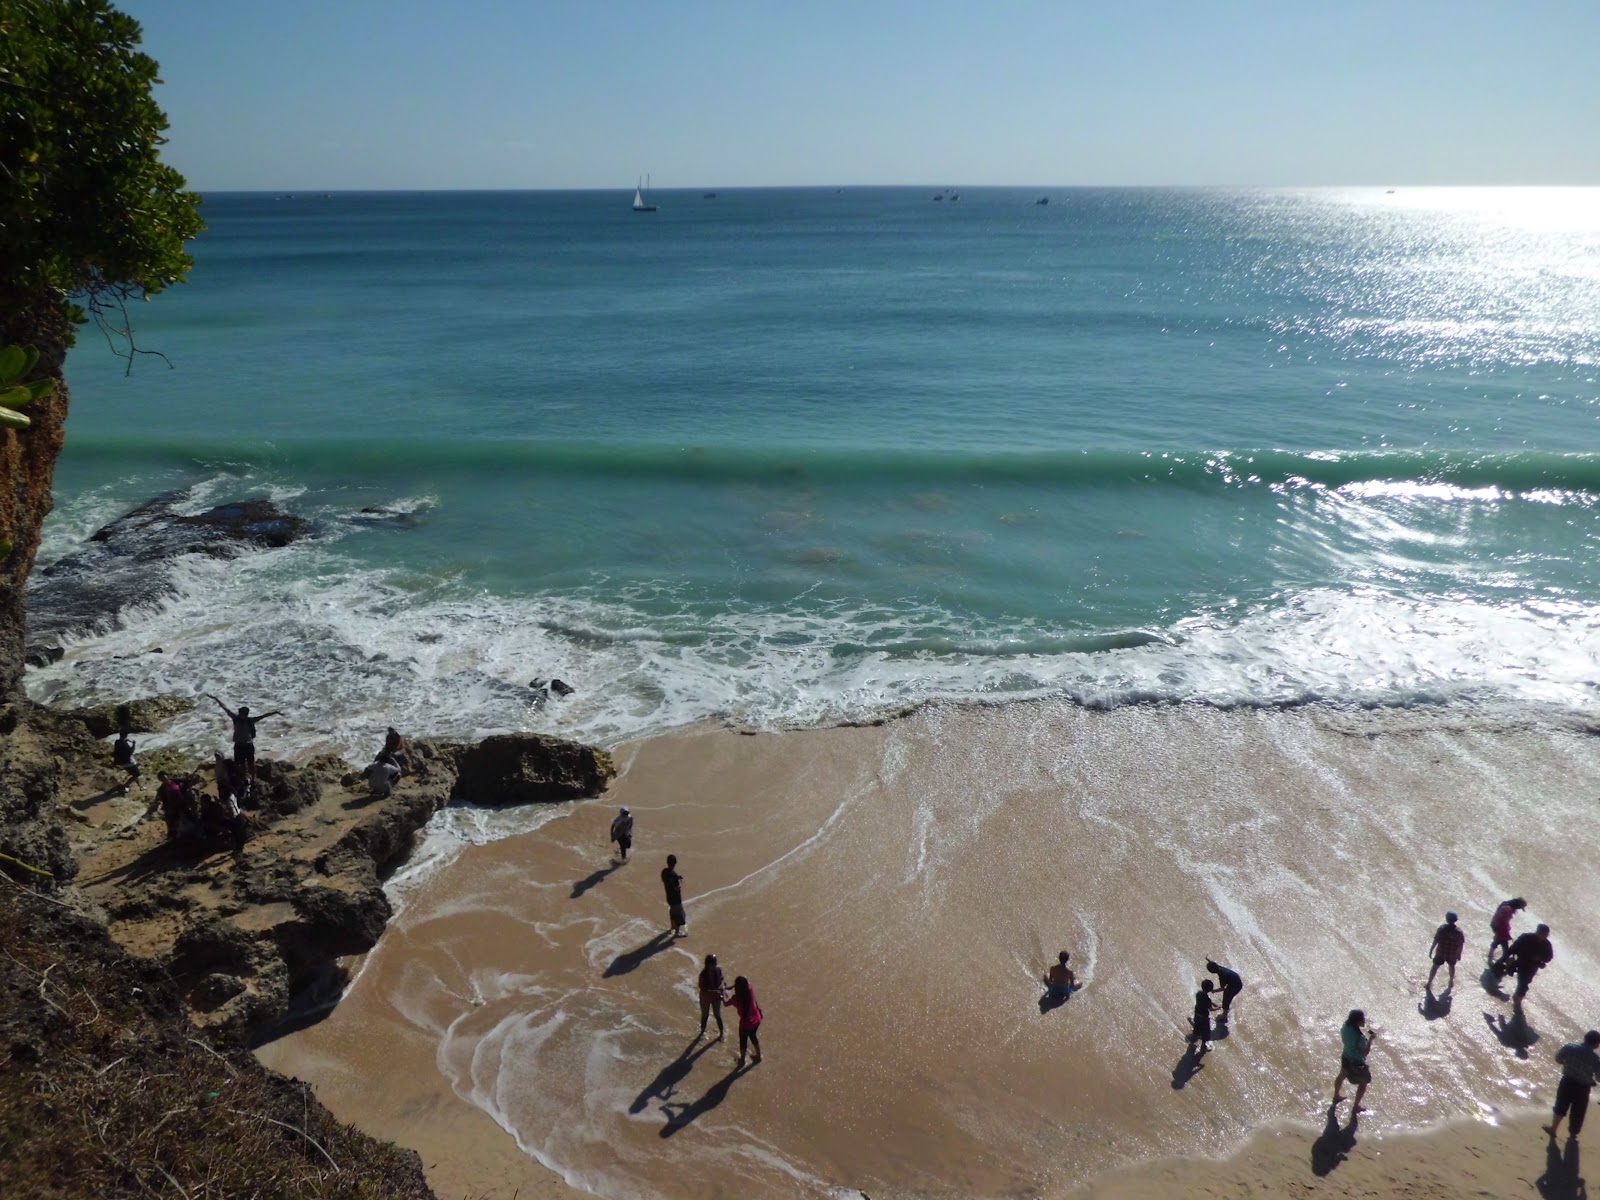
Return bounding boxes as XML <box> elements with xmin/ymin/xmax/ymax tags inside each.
<box><xmin>730</xmin><ymin>975</ymin><xmax>763</xmax><ymax>1068</ymax></box>
<box><xmin>1426</xmin><ymin>911</ymin><xmax>1465</xmax><ymax>990</ymax></box>
<box><xmin>1506</xmin><ymin>924</ymin><xmax>1555</xmax><ymax>1003</ymax></box>
<box><xmin>1544</xmin><ymin>1030</ymin><xmax>1600</xmax><ymax>1142</ymax></box>
<box><xmin>1206</xmin><ymin>959</ymin><xmax>1243</xmax><ymax>1019</ymax></box>
<box><xmin>697</xmin><ymin>953</ymin><xmax>727</xmax><ymax>1038</ymax></box>
<box><xmin>111</xmin><ymin>725</ymin><xmax>140</xmax><ymax>793</ymax></box>
<box><xmin>1489</xmin><ymin>897</ymin><xmax>1526</xmax><ymax>963</ymax></box>
<box><xmin>1188</xmin><ymin>980</ymin><xmax>1216</xmax><ymax>1053</ymax></box>
<box><xmin>206</xmin><ymin>694</ymin><xmax>283</xmax><ymax>786</ymax></box>
<box><xmin>1044</xmin><ymin>951</ymin><xmax>1077</xmax><ymax>1000</ymax></box>
<box><xmin>1333</xmin><ymin>1009</ymin><xmax>1375</xmax><ymax>1112</ymax></box>
<box><xmin>610</xmin><ymin>807</ymin><xmax>634</xmax><ymax>862</ymax></box>
<box><xmin>661</xmin><ymin>854</ymin><xmax>687</xmax><ymax>937</ymax></box>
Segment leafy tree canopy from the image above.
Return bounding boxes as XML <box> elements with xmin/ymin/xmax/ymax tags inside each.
<box><xmin>0</xmin><ymin>0</ymin><xmax>205</xmax><ymax>341</ymax></box>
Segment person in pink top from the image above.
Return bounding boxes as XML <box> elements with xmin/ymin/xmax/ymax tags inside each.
<box><xmin>729</xmin><ymin>975</ymin><xmax>763</xmax><ymax>1069</ymax></box>
<box><xmin>1489</xmin><ymin>897</ymin><xmax>1526</xmax><ymax>964</ymax></box>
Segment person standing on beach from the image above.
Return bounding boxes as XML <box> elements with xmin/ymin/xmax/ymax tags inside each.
<box><xmin>1333</xmin><ymin>1009</ymin><xmax>1375</xmax><ymax>1112</ymax></box>
<box><xmin>1544</xmin><ymin>1030</ymin><xmax>1600</xmax><ymax>1142</ymax></box>
<box><xmin>1188</xmin><ymin>980</ymin><xmax>1216</xmax><ymax>1053</ymax></box>
<box><xmin>661</xmin><ymin>854</ymin><xmax>687</xmax><ymax>937</ymax></box>
<box><xmin>610</xmin><ymin>807</ymin><xmax>634</xmax><ymax>862</ymax></box>
<box><xmin>1489</xmin><ymin>897</ymin><xmax>1527</xmax><ymax>963</ymax></box>
<box><xmin>1426</xmin><ymin>911</ymin><xmax>1466</xmax><ymax>991</ymax></box>
<box><xmin>730</xmin><ymin>975</ymin><xmax>763</xmax><ymax>1068</ymax></box>
<box><xmin>206</xmin><ymin>694</ymin><xmax>283</xmax><ymax>786</ymax></box>
<box><xmin>1206</xmin><ymin>960</ymin><xmax>1243</xmax><ymax>1019</ymax></box>
<box><xmin>1506</xmin><ymin>924</ymin><xmax>1554</xmax><ymax>1003</ymax></box>
<box><xmin>697</xmin><ymin>953</ymin><xmax>727</xmax><ymax>1038</ymax></box>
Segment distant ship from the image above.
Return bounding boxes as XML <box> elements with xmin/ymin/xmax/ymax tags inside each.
<box><xmin>632</xmin><ymin>175</ymin><xmax>658</xmax><ymax>213</ymax></box>
<box><xmin>1035</xmin><ymin>196</ymin><xmax>1049</xmax><ymax>205</ymax></box>
<box><xmin>703</xmin><ymin>192</ymin><xmax>717</xmax><ymax>199</ymax></box>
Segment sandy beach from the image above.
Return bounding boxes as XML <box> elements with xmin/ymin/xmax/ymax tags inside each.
<box><xmin>258</xmin><ymin>700</ymin><xmax>1600</xmax><ymax>1199</ymax></box>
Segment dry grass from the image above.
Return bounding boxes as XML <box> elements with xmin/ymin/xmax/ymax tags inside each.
<box><xmin>0</xmin><ymin>876</ymin><xmax>436</xmax><ymax>1199</ymax></box>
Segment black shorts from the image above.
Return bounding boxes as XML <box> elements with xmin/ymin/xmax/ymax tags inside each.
<box><xmin>1555</xmin><ymin>1077</ymin><xmax>1592</xmax><ymax>1134</ymax></box>
<box><xmin>234</xmin><ymin>741</ymin><xmax>256</xmax><ymax>765</ymax></box>
<box><xmin>1341</xmin><ymin>1055</ymin><xmax>1372</xmax><ymax>1086</ymax></box>
<box><xmin>668</xmin><ymin>901</ymin><xmax>687</xmax><ymax>928</ymax></box>
<box><xmin>616</xmin><ymin>835</ymin><xmax>632</xmax><ymax>853</ymax></box>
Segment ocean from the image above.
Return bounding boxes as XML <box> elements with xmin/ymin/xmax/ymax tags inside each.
<box><xmin>30</xmin><ymin>186</ymin><xmax>1600</xmax><ymax>753</ymax></box>
<box><xmin>39</xmin><ymin>187</ymin><xmax>1600</xmax><ymax>1199</ymax></box>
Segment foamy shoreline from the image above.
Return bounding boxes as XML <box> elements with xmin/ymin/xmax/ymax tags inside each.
<box><xmin>256</xmin><ymin>699</ymin><xmax>1600</xmax><ymax>1199</ymax></box>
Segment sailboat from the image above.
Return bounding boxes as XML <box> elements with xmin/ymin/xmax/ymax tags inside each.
<box><xmin>632</xmin><ymin>175</ymin><xmax>658</xmax><ymax>213</ymax></box>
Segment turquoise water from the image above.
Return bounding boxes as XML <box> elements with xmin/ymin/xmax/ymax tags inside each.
<box><xmin>30</xmin><ymin>187</ymin><xmax>1600</xmax><ymax>750</ymax></box>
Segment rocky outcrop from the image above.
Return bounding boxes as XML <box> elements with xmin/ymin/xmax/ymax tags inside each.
<box><xmin>64</xmin><ymin>729</ymin><xmax>615</xmax><ymax>1043</ymax></box>
<box><xmin>63</xmin><ymin>693</ymin><xmax>195</xmax><ymax>738</ymax></box>
<box><xmin>24</xmin><ymin>490</ymin><xmax>316</xmax><ymax>659</ymax></box>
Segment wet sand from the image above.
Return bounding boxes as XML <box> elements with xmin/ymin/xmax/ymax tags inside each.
<box><xmin>258</xmin><ymin>701</ymin><xmax>1600</xmax><ymax>1198</ymax></box>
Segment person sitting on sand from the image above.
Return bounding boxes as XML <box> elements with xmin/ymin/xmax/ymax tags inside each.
<box><xmin>207</xmin><ymin>694</ymin><xmax>283</xmax><ymax>785</ymax></box>
<box><xmin>111</xmin><ymin>726</ymin><xmax>140</xmax><ymax>793</ymax></box>
<box><xmin>1206</xmin><ymin>959</ymin><xmax>1243</xmax><ymax>1019</ymax></box>
<box><xmin>1426</xmin><ymin>911</ymin><xmax>1465</xmax><ymax>991</ymax></box>
<box><xmin>1044</xmin><ymin>951</ymin><xmax>1077</xmax><ymax>999</ymax></box>
<box><xmin>1333</xmin><ymin>1009</ymin><xmax>1375</xmax><ymax>1112</ymax></box>
<box><xmin>382</xmin><ymin>727</ymin><xmax>411</xmax><ymax>774</ymax></box>
<box><xmin>1188</xmin><ymin>980</ymin><xmax>1216</xmax><ymax>1053</ymax></box>
<box><xmin>1489</xmin><ymin>897</ymin><xmax>1526</xmax><ymax>963</ymax></box>
<box><xmin>1544</xmin><ymin>1030</ymin><xmax>1600</xmax><ymax>1142</ymax></box>
<box><xmin>364</xmin><ymin>752</ymin><xmax>401</xmax><ymax>798</ymax></box>
<box><xmin>730</xmin><ymin>975</ymin><xmax>763</xmax><ymax>1068</ymax></box>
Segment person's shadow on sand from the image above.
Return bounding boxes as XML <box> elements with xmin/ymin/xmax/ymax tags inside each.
<box><xmin>571</xmin><ymin>862</ymin><xmax>623</xmax><ymax>899</ymax></box>
<box><xmin>1171</xmin><ymin>1043</ymin><xmax>1207</xmax><ymax>1089</ymax></box>
<box><xmin>659</xmin><ymin>1064</ymin><xmax>747</xmax><ymax>1137</ymax></box>
<box><xmin>1480</xmin><ymin>966</ymin><xmax>1511</xmax><ymax>999</ymax></box>
<box><xmin>604</xmin><ymin>931</ymin><xmax>675</xmax><ymax>977</ymax></box>
<box><xmin>1537</xmin><ymin>1136</ymin><xmax>1586</xmax><ymax>1200</ymax></box>
<box><xmin>1484</xmin><ymin>1009</ymin><xmax>1540</xmax><ymax>1059</ymax></box>
<box><xmin>630</xmin><ymin>1036</ymin><xmax>715</xmax><ymax>1114</ymax></box>
<box><xmin>1419</xmin><ymin>986</ymin><xmax>1453</xmax><ymax>1020</ymax></box>
<box><xmin>1311</xmin><ymin>1104</ymin><xmax>1359</xmax><ymax>1176</ymax></box>
<box><xmin>1209</xmin><ymin>1016</ymin><xmax>1231</xmax><ymax>1042</ymax></box>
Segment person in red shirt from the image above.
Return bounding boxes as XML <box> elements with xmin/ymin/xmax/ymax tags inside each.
<box><xmin>1489</xmin><ymin>897</ymin><xmax>1526</xmax><ymax>964</ymax></box>
<box><xmin>1427</xmin><ymin>911</ymin><xmax>1466</xmax><ymax>990</ymax></box>
<box><xmin>729</xmin><ymin>975</ymin><xmax>763</xmax><ymax>1068</ymax></box>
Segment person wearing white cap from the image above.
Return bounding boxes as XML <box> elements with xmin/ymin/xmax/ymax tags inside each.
<box><xmin>1427</xmin><ymin>911</ymin><xmax>1465</xmax><ymax>991</ymax></box>
<box><xmin>609</xmin><ymin>806</ymin><xmax>634</xmax><ymax>861</ymax></box>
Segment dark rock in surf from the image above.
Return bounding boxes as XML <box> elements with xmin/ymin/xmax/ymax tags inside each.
<box><xmin>450</xmin><ymin>732</ymin><xmax>614</xmax><ymax>806</ymax></box>
<box><xmin>24</xmin><ymin>489</ymin><xmax>315</xmax><ymax>657</ymax></box>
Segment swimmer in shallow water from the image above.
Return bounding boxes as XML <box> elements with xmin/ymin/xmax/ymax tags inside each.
<box><xmin>1044</xmin><ymin>951</ymin><xmax>1077</xmax><ymax>999</ymax></box>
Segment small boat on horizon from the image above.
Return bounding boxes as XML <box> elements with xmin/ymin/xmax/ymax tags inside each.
<box><xmin>1035</xmin><ymin>196</ymin><xmax>1049</xmax><ymax>205</ymax></box>
<box><xmin>632</xmin><ymin>175</ymin><xmax>658</xmax><ymax>213</ymax></box>
<box><xmin>703</xmin><ymin>192</ymin><xmax>717</xmax><ymax>199</ymax></box>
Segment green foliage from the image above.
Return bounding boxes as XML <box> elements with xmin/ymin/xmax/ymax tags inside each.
<box><xmin>0</xmin><ymin>0</ymin><xmax>205</xmax><ymax>343</ymax></box>
<box><xmin>0</xmin><ymin>344</ymin><xmax>55</xmax><ymax>413</ymax></box>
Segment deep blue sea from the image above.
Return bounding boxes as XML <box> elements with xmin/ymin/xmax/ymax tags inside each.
<box><xmin>28</xmin><ymin>187</ymin><xmax>1600</xmax><ymax>754</ymax></box>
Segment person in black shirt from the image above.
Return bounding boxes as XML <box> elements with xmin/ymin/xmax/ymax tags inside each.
<box><xmin>1206</xmin><ymin>959</ymin><xmax>1244</xmax><ymax>1020</ymax></box>
<box><xmin>661</xmin><ymin>854</ymin><xmax>686</xmax><ymax>937</ymax></box>
<box><xmin>1506</xmin><ymin>924</ymin><xmax>1555</xmax><ymax>1003</ymax></box>
<box><xmin>207</xmin><ymin>694</ymin><xmax>283</xmax><ymax>786</ymax></box>
<box><xmin>1189</xmin><ymin>980</ymin><xmax>1216</xmax><ymax>1052</ymax></box>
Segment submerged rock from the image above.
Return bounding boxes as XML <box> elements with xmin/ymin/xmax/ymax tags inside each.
<box><xmin>24</xmin><ymin>489</ymin><xmax>315</xmax><ymax>658</ymax></box>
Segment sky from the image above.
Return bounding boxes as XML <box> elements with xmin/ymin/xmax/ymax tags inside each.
<box><xmin>122</xmin><ymin>0</ymin><xmax>1600</xmax><ymax>191</ymax></box>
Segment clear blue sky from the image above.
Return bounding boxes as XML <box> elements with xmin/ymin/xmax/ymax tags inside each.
<box><xmin>124</xmin><ymin>0</ymin><xmax>1599</xmax><ymax>190</ymax></box>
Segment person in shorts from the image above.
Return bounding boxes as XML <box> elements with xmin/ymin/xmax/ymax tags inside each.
<box><xmin>661</xmin><ymin>854</ymin><xmax>686</xmax><ymax>937</ymax></box>
<box><xmin>1206</xmin><ymin>959</ymin><xmax>1244</xmax><ymax>1019</ymax></box>
<box><xmin>1426</xmin><ymin>911</ymin><xmax>1466</xmax><ymax>990</ymax></box>
<box><xmin>1333</xmin><ymin>1009</ymin><xmax>1376</xmax><ymax>1112</ymax></box>
<box><xmin>1545</xmin><ymin>1030</ymin><xmax>1600</xmax><ymax>1141</ymax></box>
<box><xmin>207</xmin><ymin>694</ymin><xmax>283</xmax><ymax>786</ymax></box>
<box><xmin>1044</xmin><ymin>951</ymin><xmax>1077</xmax><ymax>1000</ymax></box>
<box><xmin>1188</xmin><ymin>980</ymin><xmax>1216</xmax><ymax>1053</ymax></box>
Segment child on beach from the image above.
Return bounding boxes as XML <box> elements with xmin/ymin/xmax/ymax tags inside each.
<box><xmin>1489</xmin><ymin>897</ymin><xmax>1526</xmax><ymax>963</ymax></box>
<box><xmin>1426</xmin><ymin>911</ymin><xmax>1465</xmax><ymax>990</ymax></box>
<box><xmin>730</xmin><ymin>975</ymin><xmax>763</xmax><ymax>1068</ymax></box>
<box><xmin>1189</xmin><ymin>980</ymin><xmax>1216</xmax><ymax>1052</ymax></box>
<box><xmin>1333</xmin><ymin>1009</ymin><xmax>1375</xmax><ymax>1112</ymax></box>
<box><xmin>1044</xmin><ymin>951</ymin><xmax>1077</xmax><ymax>1000</ymax></box>
<box><xmin>697</xmin><ymin>953</ymin><xmax>726</xmax><ymax>1038</ymax></box>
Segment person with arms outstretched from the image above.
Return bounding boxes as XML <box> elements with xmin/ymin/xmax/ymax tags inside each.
<box><xmin>207</xmin><ymin>694</ymin><xmax>282</xmax><ymax>786</ymax></box>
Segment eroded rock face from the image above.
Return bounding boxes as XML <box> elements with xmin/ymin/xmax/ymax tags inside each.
<box><xmin>67</xmin><ymin>730</ymin><xmax>615</xmax><ymax>1043</ymax></box>
<box><xmin>24</xmin><ymin>489</ymin><xmax>315</xmax><ymax>659</ymax></box>
<box><xmin>65</xmin><ymin>694</ymin><xmax>195</xmax><ymax>739</ymax></box>
<box><xmin>452</xmin><ymin>732</ymin><xmax>619</xmax><ymax>806</ymax></box>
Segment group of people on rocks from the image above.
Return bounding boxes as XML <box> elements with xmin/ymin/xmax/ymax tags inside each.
<box><xmin>146</xmin><ymin>765</ymin><xmax>247</xmax><ymax>852</ymax></box>
<box><xmin>606</xmin><ymin>812</ymin><xmax>765</xmax><ymax>1070</ymax></box>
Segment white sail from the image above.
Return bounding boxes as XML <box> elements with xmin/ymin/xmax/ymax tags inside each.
<box><xmin>633</xmin><ymin>186</ymin><xmax>647</xmax><ymax>209</ymax></box>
